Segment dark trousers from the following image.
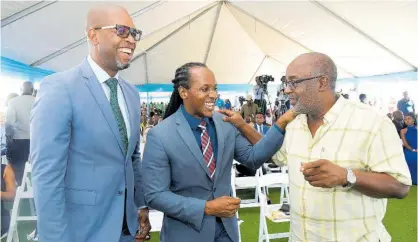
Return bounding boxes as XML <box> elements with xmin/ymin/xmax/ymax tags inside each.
<box><xmin>7</xmin><ymin>139</ymin><xmax>30</xmax><ymax>186</ymax></box>
<box><xmin>254</xmin><ymin>99</ymin><xmax>267</xmax><ymax>115</ymax></box>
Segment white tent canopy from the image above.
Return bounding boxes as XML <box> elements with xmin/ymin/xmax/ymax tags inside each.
<box><xmin>1</xmin><ymin>0</ymin><xmax>417</xmax><ymax>85</ymax></box>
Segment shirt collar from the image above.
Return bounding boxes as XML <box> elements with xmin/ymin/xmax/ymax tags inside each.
<box><xmin>181</xmin><ymin>105</ymin><xmax>211</xmax><ymax>130</ymax></box>
<box><xmin>87</xmin><ymin>55</ymin><xmax>120</xmax><ymax>84</ymax></box>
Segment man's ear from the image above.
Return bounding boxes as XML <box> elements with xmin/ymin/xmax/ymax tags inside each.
<box><xmin>178</xmin><ymin>87</ymin><xmax>188</xmax><ymax>99</ymax></box>
<box><xmin>318</xmin><ymin>76</ymin><xmax>330</xmax><ymax>92</ymax></box>
<box><xmin>87</xmin><ymin>28</ymin><xmax>99</xmax><ymax>45</ymax></box>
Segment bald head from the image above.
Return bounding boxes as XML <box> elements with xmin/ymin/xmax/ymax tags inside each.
<box><xmin>86</xmin><ymin>5</ymin><xmax>131</xmax><ymax>32</ymax></box>
<box><xmin>21</xmin><ymin>81</ymin><xmax>33</xmax><ymax>95</ymax></box>
<box><xmin>85</xmin><ymin>5</ymin><xmax>137</xmax><ymax>76</ymax></box>
<box><xmin>287</xmin><ymin>52</ymin><xmax>338</xmax><ymax>90</ymax></box>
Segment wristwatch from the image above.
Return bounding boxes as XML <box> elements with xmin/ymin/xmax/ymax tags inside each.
<box><xmin>343</xmin><ymin>168</ymin><xmax>356</xmax><ymax>189</ymax></box>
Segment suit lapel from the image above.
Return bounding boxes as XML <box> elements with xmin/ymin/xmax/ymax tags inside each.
<box><xmin>119</xmin><ymin>79</ymin><xmax>138</xmax><ymax>157</ymax></box>
<box><xmin>81</xmin><ymin>59</ymin><xmax>125</xmax><ymax>156</ymax></box>
<box><xmin>175</xmin><ymin>109</ymin><xmax>212</xmax><ymax>180</ymax></box>
<box><xmin>212</xmin><ymin>114</ymin><xmax>225</xmax><ymax>185</ymax></box>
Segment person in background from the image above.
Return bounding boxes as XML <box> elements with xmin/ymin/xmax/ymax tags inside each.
<box><xmin>265</xmin><ymin>109</ymin><xmax>273</xmax><ymax>126</ymax></box>
<box><xmin>224</xmin><ymin>99</ymin><xmax>231</xmax><ymax>110</ymax></box>
<box><xmin>359</xmin><ymin>93</ymin><xmax>368</xmax><ymax>104</ymax></box>
<box><xmin>5</xmin><ymin>82</ymin><xmax>35</xmax><ymax>185</ymax></box>
<box><xmin>1</xmin><ymin>94</ymin><xmax>18</xmax><ymax>158</ymax></box>
<box><xmin>1</xmin><ymin>163</ymin><xmax>16</xmax><ymax>238</ymax></box>
<box><xmin>401</xmin><ymin>113</ymin><xmax>417</xmax><ymax>185</ymax></box>
<box><xmin>0</xmin><ymin>113</ymin><xmax>5</xmax><ymax>158</ymax></box>
<box><xmin>152</xmin><ymin>112</ymin><xmax>160</xmax><ymax>126</ymax></box>
<box><xmin>240</xmin><ymin>94</ymin><xmax>260</xmax><ymax>123</ymax></box>
<box><xmin>393</xmin><ymin>110</ymin><xmax>406</xmax><ymax>138</ymax></box>
<box><xmin>387</xmin><ymin>113</ymin><xmax>393</xmax><ymax>120</ymax></box>
<box><xmin>215</xmin><ymin>94</ymin><xmax>225</xmax><ymax>110</ymax></box>
<box><xmin>254</xmin><ymin>112</ymin><xmax>269</xmax><ymax>135</ymax></box>
<box><xmin>142</xmin><ymin>120</ymin><xmax>154</xmax><ymax>144</ymax></box>
<box><xmin>398</xmin><ymin>91</ymin><xmax>415</xmax><ymax>115</ymax></box>
<box><xmin>140</xmin><ymin>115</ymin><xmax>147</xmax><ymax>136</ymax></box>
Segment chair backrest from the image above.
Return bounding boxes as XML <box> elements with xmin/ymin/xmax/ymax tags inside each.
<box><xmin>256</xmin><ymin>172</ymin><xmax>288</xmax><ymax>188</ymax></box>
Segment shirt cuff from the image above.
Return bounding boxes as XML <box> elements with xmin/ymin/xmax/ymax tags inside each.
<box><xmin>138</xmin><ymin>206</ymin><xmax>148</xmax><ymax>209</ymax></box>
<box><xmin>273</xmin><ymin>123</ymin><xmax>285</xmax><ymax>135</ymax></box>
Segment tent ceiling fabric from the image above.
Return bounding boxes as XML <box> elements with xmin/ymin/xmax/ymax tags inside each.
<box><xmin>1</xmin><ymin>1</ymin><xmax>41</xmax><ymax>20</ymax></box>
<box><xmin>1</xmin><ymin>0</ymin><xmax>417</xmax><ymax>85</ymax></box>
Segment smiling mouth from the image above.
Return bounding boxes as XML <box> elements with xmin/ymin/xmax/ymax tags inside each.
<box><xmin>118</xmin><ymin>48</ymin><xmax>133</xmax><ymax>59</ymax></box>
<box><xmin>204</xmin><ymin>102</ymin><xmax>214</xmax><ymax>111</ymax></box>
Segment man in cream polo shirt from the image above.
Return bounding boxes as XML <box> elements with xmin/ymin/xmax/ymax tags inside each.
<box><xmin>223</xmin><ymin>52</ymin><xmax>411</xmax><ymax>242</ymax></box>
<box><xmin>272</xmin><ymin>52</ymin><xmax>411</xmax><ymax>242</ymax></box>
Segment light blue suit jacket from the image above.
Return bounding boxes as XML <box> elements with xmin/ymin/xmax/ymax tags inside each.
<box><xmin>141</xmin><ymin>108</ymin><xmax>284</xmax><ymax>242</ymax></box>
<box><xmin>30</xmin><ymin>59</ymin><xmax>144</xmax><ymax>242</ymax></box>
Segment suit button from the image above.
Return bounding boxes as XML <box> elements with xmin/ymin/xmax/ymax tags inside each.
<box><xmin>118</xmin><ymin>190</ymin><xmax>124</xmax><ymax>196</ymax></box>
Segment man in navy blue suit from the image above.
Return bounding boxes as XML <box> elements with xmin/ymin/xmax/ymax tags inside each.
<box><xmin>254</xmin><ymin>112</ymin><xmax>269</xmax><ymax>135</ymax></box>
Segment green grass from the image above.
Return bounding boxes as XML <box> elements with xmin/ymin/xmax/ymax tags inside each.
<box><xmin>4</xmin><ymin>186</ymin><xmax>416</xmax><ymax>242</ymax></box>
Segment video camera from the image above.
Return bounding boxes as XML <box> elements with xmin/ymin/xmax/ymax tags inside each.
<box><xmin>238</xmin><ymin>96</ymin><xmax>245</xmax><ymax>106</ymax></box>
<box><xmin>255</xmin><ymin>75</ymin><xmax>275</xmax><ymax>92</ymax></box>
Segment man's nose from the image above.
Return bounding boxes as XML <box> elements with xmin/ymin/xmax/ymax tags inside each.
<box><xmin>284</xmin><ymin>85</ymin><xmax>292</xmax><ymax>95</ymax></box>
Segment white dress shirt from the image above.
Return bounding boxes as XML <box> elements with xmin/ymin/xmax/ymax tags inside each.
<box><xmin>256</xmin><ymin>124</ymin><xmax>263</xmax><ymax>135</ymax></box>
<box><xmin>87</xmin><ymin>55</ymin><xmax>131</xmax><ymax>139</ymax></box>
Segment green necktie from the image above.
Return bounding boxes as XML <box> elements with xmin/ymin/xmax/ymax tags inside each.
<box><xmin>106</xmin><ymin>78</ymin><xmax>128</xmax><ymax>154</ymax></box>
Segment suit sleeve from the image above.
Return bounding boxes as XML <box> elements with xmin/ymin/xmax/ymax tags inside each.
<box><xmin>234</xmin><ymin>124</ymin><xmax>284</xmax><ymax>170</ymax></box>
<box><xmin>141</xmin><ymin>129</ymin><xmax>206</xmax><ymax>231</ymax></box>
<box><xmin>30</xmin><ymin>77</ymin><xmax>72</xmax><ymax>242</ymax></box>
<box><xmin>132</xmin><ymin>96</ymin><xmax>146</xmax><ymax>208</ymax></box>
<box><xmin>132</xmin><ymin>138</ymin><xmax>146</xmax><ymax>208</ymax></box>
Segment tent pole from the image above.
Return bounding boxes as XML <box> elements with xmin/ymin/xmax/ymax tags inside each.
<box><xmin>204</xmin><ymin>2</ymin><xmax>223</xmax><ymax>63</ymax></box>
<box><xmin>226</xmin><ymin>1</ymin><xmax>358</xmax><ymax>78</ymax></box>
<box><xmin>310</xmin><ymin>0</ymin><xmax>417</xmax><ymax>71</ymax></box>
<box><xmin>144</xmin><ymin>52</ymin><xmax>150</xmax><ymax>83</ymax></box>
<box><xmin>2</xmin><ymin>1</ymin><xmax>58</xmax><ymax>27</ymax></box>
<box><xmin>248</xmin><ymin>55</ymin><xmax>267</xmax><ymax>84</ymax></box>
<box><xmin>130</xmin><ymin>1</ymin><xmax>219</xmax><ymax>63</ymax></box>
<box><xmin>30</xmin><ymin>1</ymin><xmax>165</xmax><ymax>67</ymax></box>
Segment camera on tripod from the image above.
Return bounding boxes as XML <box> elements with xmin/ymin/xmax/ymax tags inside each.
<box><xmin>255</xmin><ymin>75</ymin><xmax>275</xmax><ymax>93</ymax></box>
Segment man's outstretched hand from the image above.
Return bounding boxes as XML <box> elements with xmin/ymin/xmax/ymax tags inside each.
<box><xmin>218</xmin><ymin>109</ymin><xmax>246</xmax><ymax>128</ymax></box>
<box><xmin>275</xmin><ymin>109</ymin><xmax>298</xmax><ymax>130</ymax></box>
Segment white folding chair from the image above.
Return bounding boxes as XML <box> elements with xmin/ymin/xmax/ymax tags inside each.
<box><xmin>7</xmin><ymin>162</ymin><xmax>37</xmax><ymax>242</ymax></box>
<box><xmin>262</xmin><ymin>166</ymin><xmax>290</xmax><ymax>204</ymax></box>
<box><xmin>256</xmin><ymin>171</ymin><xmax>290</xmax><ymax>242</ymax></box>
<box><xmin>149</xmin><ymin>209</ymin><xmax>164</xmax><ymax>232</ymax></box>
<box><xmin>233</xmin><ymin>160</ymin><xmax>262</xmax><ymax>208</ymax></box>
<box><xmin>231</xmin><ymin>166</ymin><xmax>244</xmax><ymax>242</ymax></box>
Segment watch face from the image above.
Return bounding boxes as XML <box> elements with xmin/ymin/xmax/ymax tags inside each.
<box><xmin>347</xmin><ymin>169</ymin><xmax>356</xmax><ymax>184</ymax></box>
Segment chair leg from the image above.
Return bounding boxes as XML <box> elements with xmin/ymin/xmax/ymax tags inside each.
<box><xmin>7</xmin><ymin>187</ymin><xmax>22</xmax><ymax>242</ymax></box>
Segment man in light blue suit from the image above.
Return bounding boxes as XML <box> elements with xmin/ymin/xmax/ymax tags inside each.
<box><xmin>141</xmin><ymin>62</ymin><xmax>296</xmax><ymax>242</ymax></box>
<box><xmin>30</xmin><ymin>5</ymin><xmax>150</xmax><ymax>242</ymax></box>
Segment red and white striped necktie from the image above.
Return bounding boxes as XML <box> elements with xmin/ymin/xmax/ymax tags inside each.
<box><xmin>198</xmin><ymin>120</ymin><xmax>216</xmax><ymax>180</ymax></box>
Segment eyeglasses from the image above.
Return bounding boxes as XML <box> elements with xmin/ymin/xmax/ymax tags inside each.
<box><xmin>94</xmin><ymin>25</ymin><xmax>142</xmax><ymax>41</ymax></box>
<box><xmin>284</xmin><ymin>75</ymin><xmax>323</xmax><ymax>90</ymax></box>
